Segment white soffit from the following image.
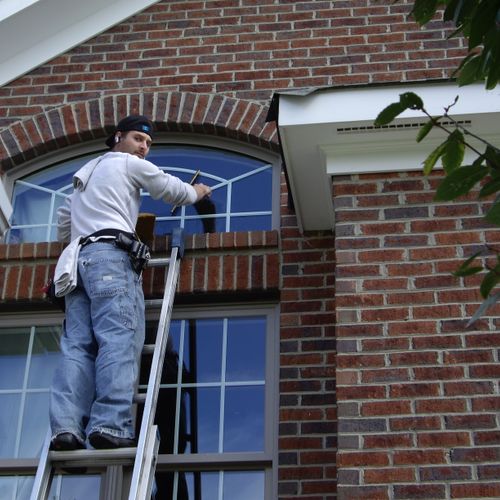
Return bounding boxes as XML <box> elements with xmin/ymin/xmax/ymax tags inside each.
<box><xmin>277</xmin><ymin>82</ymin><xmax>500</xmax><ymax>232</ymax></box>
<box><xmin>0</xmin><ymin>0</ymin><xmax>159</xmax><ymax>87</ymax></box>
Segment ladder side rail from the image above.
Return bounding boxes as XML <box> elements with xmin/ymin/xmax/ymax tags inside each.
<box><xmin>128</xmin><ymin>246</ymin><xmax>181</xmax><ymax>499</ymax></box>
<box><xmin>136</xmin><ymin>425</ymin><xmax>160</xmax><ymax>499</ymax></box>
<box><xmin>30</xmin><ymin>428</ymin><xmax>52</xmax><ymax>500</ymax></box>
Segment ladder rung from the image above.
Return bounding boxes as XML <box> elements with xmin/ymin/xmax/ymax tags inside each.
<box><xmin>49</xmin><ymin>447</ymin><xmax>137</xmax><ymax>467</ymax></box>
<box><xmin>142</xmin><ymin>344</ymin><xmax>155</xmax><ymax>355</ymax></box>
<box><xmin>134</xmin><ymin>393</ymin><xmax>146</xmax><ymax>404</ymax></box>
<box><xmin>147</xmin><ymin>257</ymin><xmax>171</xmax><ymax>267</ymax></box>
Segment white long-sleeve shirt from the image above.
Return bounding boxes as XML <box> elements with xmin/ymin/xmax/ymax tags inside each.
<box><xmin>57</xmin><ymin>152</ymin><xmax>197</xmax><ymax>242</ymax></box>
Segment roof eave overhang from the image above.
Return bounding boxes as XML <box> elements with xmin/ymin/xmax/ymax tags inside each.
<box><xmin>0</xmin><ymin>0</ymin><xmax>160</xmax><ymax>87</ymax></box>
<box><xmin>274</xmin><ymin>82</ymin><xmax>500</xmax><ymax>233</ymax></box>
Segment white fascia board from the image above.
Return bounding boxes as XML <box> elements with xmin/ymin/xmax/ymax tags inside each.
<box><xmin>0</xmin><ymin>176</ymin><xmax>13</xmax><ymax>236</ymax></box>
<box><xmin>279</xmin><ymin>82</ymin><xmax>500</xmax><ymax>127</ymax></box>
<box><xmin>278</xmin><ymin>82</ymin><xmax>500</xmax><ymax>232</ymax></box>
<box><xmin>0</xmin><ymin>0</ymin><xmax>159</xmax><ymax>87</ymax></box>
<box><xmin>280</xmin><ymin>125</ymin><xmax>335</xmax><ymax>233</ymax></box>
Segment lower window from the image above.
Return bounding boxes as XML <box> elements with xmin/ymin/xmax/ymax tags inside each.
<box><xmin>0</xmin><ymin>306</ymin><xmax>277</xmax><ymax>499</ymax></box>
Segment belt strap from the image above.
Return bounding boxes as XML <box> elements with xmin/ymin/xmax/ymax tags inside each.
<box><xmin>81</xmin><ymin>228</ymin><xmax>135</xmax><ymax>247</ymax></box>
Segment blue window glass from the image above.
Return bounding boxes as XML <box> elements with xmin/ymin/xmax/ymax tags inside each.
<box><xmin>0</xmin><ymin>326</ymin><xmax>61</xmax><ymax>459</ymax></box>
<box><xmin>0</xmin><ymin>310</ymin><xmax>274</xmax><ymax>498</ymax></box>
<box><xmin>7</xmin><ymin>145</ymin><xmax>274</xmax><ymax>243</ymax></box>
<box><xmin>146</xmin><ymin>315</ymin><xmax>268</xmax><ymax>457</ymax></box>
<box><xmin>155</xmin><ymin>470</ymin><xmax>265</xmax><ymax>499</ymax></box>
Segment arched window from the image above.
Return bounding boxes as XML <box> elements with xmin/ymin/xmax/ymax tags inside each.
<box><xmin>6</xmin><ymin>141</ymin><xmax>279</xmax><ymax>243</ymax></box>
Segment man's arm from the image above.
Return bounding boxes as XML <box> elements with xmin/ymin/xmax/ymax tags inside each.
<box><xmin>192</xmin><ymin>183</ymin><xmax>212</xmax><ymax>200</ymax></box>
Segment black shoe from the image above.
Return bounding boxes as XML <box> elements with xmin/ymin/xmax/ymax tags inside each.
<box><xmin>88</xmin><ymin>432</ymin><xmax>136</xmax><ymax>449</ymax></box>
<box><xmin>50</xmin><ymin>433</ymin><xmax>85</xmax><ymax>451</ymax></box>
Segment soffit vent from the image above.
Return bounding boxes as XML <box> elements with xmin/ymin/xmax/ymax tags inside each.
<box><xmin>337</xmin><ymin>120</ymin><xmax>472</xmax><ymax>134</ymax></box>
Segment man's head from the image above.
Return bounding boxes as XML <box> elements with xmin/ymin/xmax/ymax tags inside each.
<box><xmin>106</xmin><ymin>115</ymin><xmax>154</xmax><ymax>159</ymax></box>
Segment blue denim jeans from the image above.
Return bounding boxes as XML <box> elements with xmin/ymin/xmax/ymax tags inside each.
<box><xmin>49</xmin><ymin>242</ymin><xmax>145</xmax><ymax>444</ymax></box>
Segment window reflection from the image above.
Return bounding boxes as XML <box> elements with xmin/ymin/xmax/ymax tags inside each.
<box><xmin>144</xmin><ymin>316</ymin><xmax>267</xmax><ymax>458</ymax></box>
<box><xmin>0</xmin><ymin>475</ymin><xmax>100</xmax><ymax>500</ymax></box>
<box><xmin>0</xmin><ymin>326</ymin><xmax>62</xmax><ymax>459</ymax></box>
<box><xmin>49</xmin><ymin>475</ymin><xmax>100</xmax><ymax>500</ymax></box>
<box><xmin>154</xmin><ymin>470</ymin><xmax>265</xmax><ymax>500</ymax></box>
<box><xmin>0</xmin><ymin>329</ymin><xmax>30</xmax><ymax>389</ymax></box>
<box><xmin>0</xmin><ymin>394</ymin><xmax>21</xmax><ymax>458</ymax></box>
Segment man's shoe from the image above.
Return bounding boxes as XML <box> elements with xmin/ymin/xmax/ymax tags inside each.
<box><xmin>50</xmin><ymin>433</ymin><xmax>85</xmax><ymax>451</ymax></box>
<box><xmin>89</xmin><ymin>432</ymin><xmax>136</xmax><ymax>449</ymax></box>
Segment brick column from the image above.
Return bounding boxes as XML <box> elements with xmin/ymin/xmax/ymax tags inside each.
<box><xmin>334</xmin><ymin>171</ymin><xmax>500</xmax><ymax>499</ymax></box>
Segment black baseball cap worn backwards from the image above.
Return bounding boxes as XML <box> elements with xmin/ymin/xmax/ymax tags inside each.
<box><xmin>105</xmin><ymin>115</ymin><xmax>154</xmax><ymax>148</ymax></box>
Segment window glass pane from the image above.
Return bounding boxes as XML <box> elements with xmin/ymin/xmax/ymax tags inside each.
<box><xmin>27</xmin><ymin>326</ymin><xmax>61</xmax><ymax>389</ymax></box>
<box><xmin>154</xmin><ymin>470</ymin><xmax>265</xmax><ymax>500</ymax></box>
<box><xmin>0</xmin><ymin>476</ymin><xmax>35</xmax><ymax>500</ymax></box>
<box><xmin>0</xmin><ymin>328</ymin><xmax>30</xmax><ymax>389</ymax></box>
<box><xmin>224</xmin><ymin>386</ymin><xmax>264</xmax><ymax>452</ymax></box>
<box><xmin>226</xmin><ymin>317</ymin><xmax>265</xmax><ymax>382</ymax></box>
<box><xmin>0</xmin><ymin>394</ymin><xmax>21</xmax><ymax>458</ymax></box>
<box><xmin>0</xmin><ymin>475</ymin><xmax>101</xmax><ymax>500</ymax></box>
<box><xmin>18</xmin><ymin>393</ymin><xmax>50</xmax><ymax>458</ymax></box>
<box><xmin>0</xmin><ymin>476</ymin><xmax>16</xmax><ymax>500</ymax></box>
<box><xmin>11</xmin><ymin>187</ymin><xmax>52</xmax><ymax>225</ymax></box>
<box><xmin>191</xmin><ymin>387</ymin><xmax>220</xmax><ymax>453</ymax></box>
<box><xmin>229</xmin><ymin>215</ymin><xmax>271</xmax><ymax>232</ymax></box>
<box><xmin>48</xmin><ymin>475</ymin><xmax>100</xmax><ymax>500</ymax></box>
<box><xmin>182</xmin><ymin>319</ymin><xmax>223</xmax><ymax>384</ymax></box>
<box><xmin>231</xmin><ymin>169</ymin><xmax>272</xmax><ymax>212</ymax></box>
<box><xmin>223</xmin><ymin>471</ymin><xmax>265</xmax><ymax>499</ymax></box>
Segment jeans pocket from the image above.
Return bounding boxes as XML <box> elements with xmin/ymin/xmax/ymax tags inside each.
<box><xmin>86</xmin><ymin>255</ymin><xmax>128</xmax><ymax>297</ymax></box>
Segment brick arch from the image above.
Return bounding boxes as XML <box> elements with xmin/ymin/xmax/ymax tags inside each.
<box><xmin>0</xmin><ymin>92</ymin><xmax>278</xmax><ymax>172</ymax></box>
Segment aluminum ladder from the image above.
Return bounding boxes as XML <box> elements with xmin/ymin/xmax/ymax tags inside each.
<box><xmin>30</xmin><ymin>227</ymin><xmax>185</xmax><ymax>500</ymax></box>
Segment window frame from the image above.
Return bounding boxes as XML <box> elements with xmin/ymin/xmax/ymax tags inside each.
<box><xmin>3</xmin><ymin>134</ymin><xmax>282</xmax><ymax>243</ymax></box>
<box><xmin>0</xmin><ymin>302</ymin><xmax>279</xmax><ymax>500</ymax></box>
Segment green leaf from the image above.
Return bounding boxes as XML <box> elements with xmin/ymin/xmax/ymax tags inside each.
<box><xmin>423</xmin><ymin>140</ymin><xmax>447</xmax><ymax>175</ymax></box>
<box><xmin>479</xmin><ymin>178</ymin><xmax>500</xmax><ymax>198</ymax></box>
<box><xmin>434</xmin><ymin>164</ymin><xmax>489</xmax><ymax>201</ymax></box>
<box><xmin>454</xmin><ymin>265</ymin><xmax>484</xmax><ymax>277</ymax></box>
<box><xmin>411</xmin><ymin>0</ymin><xmax>439</xmax><ymax>24</ymax></box>
<box><xmin>466</xmin><ymin>291</ymin><xmax>500</xmax><ymax>327</ymax></box>
<box><xmin>442</xmin><ymin>129</ymin><xmax>465</xmax><ymax>173</ymax></box>
<box><xmin>457</xmin><ymin>54</ymin><xmax>483</xmax><ymax>85</ymax></box>
<box><xmin>468</xmin><ymin>0</ymin><xmax>496</xmax><ymax>50</ymax></box>
<box><xmin>485</xmin><ymin>145</ymin><xmax>500</xmax><ymax>170</ymax></box>
<box><xmin>399</xmin><ymin>92</ymin><xmax>424</xmax><ymax>110</ymax></box>
<box><xmin>416</xmin><ymin>119</ymin><xmax>435</xmax><ymax>142</ymax></box>
<box><xmin>480</xmin><ymin>268</ymin><xmax>500</xmax><ymax>298</ymax></box>
<box><xmin>485</xmin><ymin>197</ymin><xmax>500</xmax><ymax>225</ymax></box>
<box><xmin>452</xmin><ymin>250</ymin><xmax>484</xmax><ymax>277</ymax></box>
<box><xmin>443</xmin><ymin>0</ymin><xmax>464</xmax><ymax>23</ymax></box>
<box><xmin>374</xmin><ymin>102</ymin><xmax>405</xmax><ymax>126</ymax></box>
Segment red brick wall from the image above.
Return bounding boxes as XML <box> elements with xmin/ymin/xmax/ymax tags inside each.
<box><xmin>0</xmin><ymin>0</ymin><xmax>464</xmax><ymax>129</ymax></box>
<box><xmin>0</xmin><ymin>0</ymin><xmax>490</xmax><ymax>499</ymax></box>
<box><xmin>334</xmin><ymin>171</ymin><xmax>500</xmax><ymax>499</ymax></box>
<box><xmin>0</xmin><ymin>230</ymin><xmax>280</xmax><ymax>306</ymax></box>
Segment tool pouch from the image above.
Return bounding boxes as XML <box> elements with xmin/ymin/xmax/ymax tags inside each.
<box><xmin>42</xmin><ymin>278</ymin><xmax>66</xmax><ymax>312</ymax></box>
<box><xmin>115</xmin><ymin>233</ymin><xmax>150</xmax><ymax>274</ymax></box>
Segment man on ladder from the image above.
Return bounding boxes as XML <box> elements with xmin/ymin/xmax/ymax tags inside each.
<box><xmin>49</xmin><ymin>115</ymin><xmax>211</xmax><ymax>452</ymax></box>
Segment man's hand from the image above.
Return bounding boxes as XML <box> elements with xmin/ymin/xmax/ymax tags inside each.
<box><xmin>193</xmin><ymin>183</ymin><xmax>211</xmax><ymax>201</ymax></box>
